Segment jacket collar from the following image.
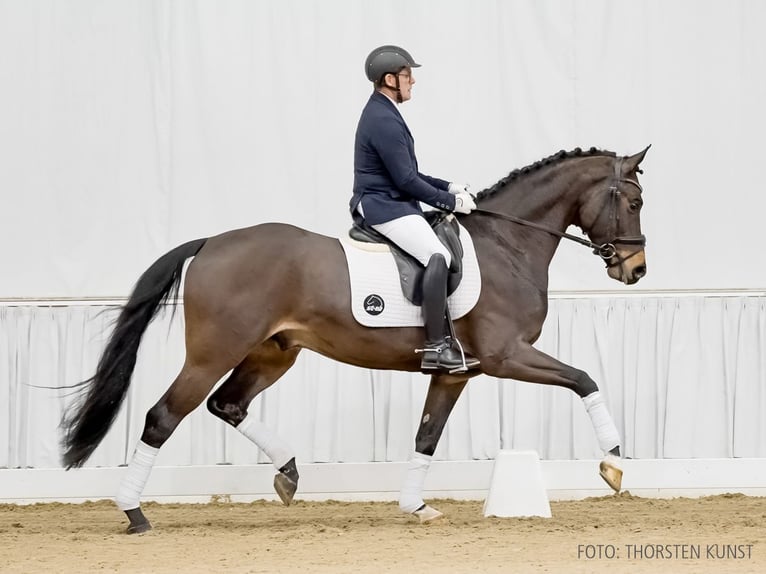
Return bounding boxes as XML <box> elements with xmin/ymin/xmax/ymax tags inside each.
<box><xmin>372</xmin><ymin>90</ymin><xmax>404</xmax><ymax>116</ymax></box>
<box><xmin>370</xmin><ymin>90</ymin><xmax>411</xmax><ymax>136</ymax></box>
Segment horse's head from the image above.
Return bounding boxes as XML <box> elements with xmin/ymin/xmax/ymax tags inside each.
<box><xmin>577</xmin><ymin>147</ymin><xmax>650</xmax><ymax>285</ymax></box>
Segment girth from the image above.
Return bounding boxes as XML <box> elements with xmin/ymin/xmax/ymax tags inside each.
<box><xmin>348</xmin><ymin>211</ymin><xmax>464</xmax><ymax>305</ymax></box>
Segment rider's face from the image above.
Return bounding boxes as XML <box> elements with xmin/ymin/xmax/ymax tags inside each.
<box><xmin>396</xmin><ymin>68</ymin><xmax>415</xmax><ymax>101</ymax></box>
<box><xmin>384</xmin><ymin>67</ymin><xmax>415</xmax><ymax>102</ymax></box>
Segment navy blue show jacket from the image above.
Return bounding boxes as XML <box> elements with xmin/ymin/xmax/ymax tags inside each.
<box><xmin>350</xmin><ymin>91</ymin><xmax>456</xmax><ymax>225</ymax></box>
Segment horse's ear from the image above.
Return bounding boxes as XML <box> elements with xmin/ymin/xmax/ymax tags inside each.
<box><xmin>624</xmin><ymin>145</ymin><xmax>651</xmax><ymax>174</ymax></box>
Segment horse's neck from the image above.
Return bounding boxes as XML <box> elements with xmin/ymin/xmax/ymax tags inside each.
<box><xmin>481</xmin><ymin>168</ymin><xmax>590</xmax><ymax>245</ymax></box>
<box><xmin>468</xmin><ymin>163</ymin><xmax>601</xmax><ymax>292</ymax></box>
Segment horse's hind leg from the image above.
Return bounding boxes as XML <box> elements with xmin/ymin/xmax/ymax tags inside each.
<box><xmin>206</xmin><ymin>338</ymin><xmax>301</xmax><ymax>505</ymax></box>
<box><xmin>117</xmin><ymin>360</ymin><xmax>232</xmax><ymax>534</ymax></box>
<box><xmin>401</xmin><ymin>373</ymin><xmax>468</xmax><ymax>523</ymax></box>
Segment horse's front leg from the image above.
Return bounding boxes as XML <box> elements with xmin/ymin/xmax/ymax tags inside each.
<box><xmin>400</xmin><ymin>373</ymin><xmax>468</xmax><ymax>522</ymax></box>
<box><xmin>484</xmin><ymin>343</ymin><xmax>623</xmax><ymax>491</ymax></box>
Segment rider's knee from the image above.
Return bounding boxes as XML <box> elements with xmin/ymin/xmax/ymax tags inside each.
<box><xmin>426</xmin><ymin>252</ymin><xmax>450</xmax><ymax>269</ymax></box>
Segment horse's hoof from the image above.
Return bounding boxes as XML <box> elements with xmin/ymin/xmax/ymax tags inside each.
<box><xmin>124</xmin><ymin>508</ymin><xmax>152</xmax><ymax>535</ymax></box>
<box><xmin>599</xmin><ymin>455</ymin><xmax>623</xmax><ymax>492</ymax></box>
<box><xmin>413</xmin><ymin>505</ymin><xmax>443</xmax><ymax>523</ymax></box>
<box><xmin>274</xmin><ymin>472</ymin><xmax>298</xmax><ymax>506</ymax></box>
<box><xmin>126</xmin><ymin>521</ymin><xmax>152</xmax><ymax>535</ymax></box>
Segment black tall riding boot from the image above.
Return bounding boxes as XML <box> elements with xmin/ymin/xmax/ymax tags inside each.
<box><xmin>419</xmin><ymin>254</ymin><xmax>480</xmax><ymax>373</ymax></box>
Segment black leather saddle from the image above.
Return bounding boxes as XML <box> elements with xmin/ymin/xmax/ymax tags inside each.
<box><xmin>348</xmin><ymin>211</ymin><xmax>464</xmax><ymax>305</ymax></box>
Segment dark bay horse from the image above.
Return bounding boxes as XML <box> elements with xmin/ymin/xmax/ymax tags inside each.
<box><xmin>63</xmin><ymin>146</ymin><xmax>649</xmax><ymax>533</ymax></box>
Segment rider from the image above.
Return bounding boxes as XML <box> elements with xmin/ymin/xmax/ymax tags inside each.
<box><xmin>350</xmin><ymin>45</ymin><xmax>480</xmax><ymax>373</ymax></box>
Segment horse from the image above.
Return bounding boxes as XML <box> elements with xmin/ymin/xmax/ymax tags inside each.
<box><xmin>62</xmin><ymin>146</ymin><xmax>650</xmax><ymax>533</ymax></box>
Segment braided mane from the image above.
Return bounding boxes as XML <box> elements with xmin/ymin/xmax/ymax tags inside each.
<box><xmin>476</xmin><ymin>147</ymin><xmax>616</xmax><ymax>201</ymax></box>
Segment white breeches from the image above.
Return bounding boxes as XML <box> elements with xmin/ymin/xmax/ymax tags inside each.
<box><xmin>371</xmin><ymin>214</ymin><xmax>452</xmax><ymax>268</ymax></box>
<box><xmin>357</xmin><ymin>202</ymin><xmax>451</xmax><ymax>267</ymax></box>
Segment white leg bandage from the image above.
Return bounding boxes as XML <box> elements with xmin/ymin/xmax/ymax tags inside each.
<box><xmin>115</xmin><ymin>441</ymin><xmax>159</xmax><ymax>511</ymax></box>
<box><xmin>399</xmin><ymin>452</ymin><xmax>432</xmax><ymax>513</ymax></box>
<box><xmin>236</xmin><ymin>413</ymin><xmax>294</xmax><ymax>470</ymax></box>
<box><xmin>583</xmin><ymin>391</ymin><xmax>621</xmax><ymax>453</ymax></box>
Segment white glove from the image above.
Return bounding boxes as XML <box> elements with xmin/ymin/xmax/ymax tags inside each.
<box><xmin>448</xmin><ymin>182</ymin><xmax>470</xmax><ymax>195</ymax></box>
<box><xmin>453</xmin><ymin>191</ymin><xmax>477</xmax><ymax>214</ymax></box>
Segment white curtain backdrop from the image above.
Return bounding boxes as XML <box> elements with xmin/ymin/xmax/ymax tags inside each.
<box><xmin>1</xmin><ymin>1</ymin><xmax>765</xmax><ymax>470</ymax></box>
<box><xmin>2</xmin><ymin>295</ymin><xmax>765</xmax><ymax>469</ymax></box>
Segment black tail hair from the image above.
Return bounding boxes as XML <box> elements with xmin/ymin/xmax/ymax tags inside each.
<box><xmin>61</xmin><ymin>238</ymin><xmax>207</xmax><ymax>468</ymax></box>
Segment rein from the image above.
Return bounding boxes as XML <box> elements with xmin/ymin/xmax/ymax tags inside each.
<box><xmin>472</xmin><ymin>158</ymin><xmax>646</xmax><ymax>264</ymax></box>
<box><xmin>472</xmin><ymin>207</ymin><xmax>609</xmax><ymax>252</ymax></box>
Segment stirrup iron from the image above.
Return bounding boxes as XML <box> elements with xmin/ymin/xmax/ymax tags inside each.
<box><xmin>443</xmin><ymin>307</ymin><xmax>479</xmax><ymax>373</ymax></box>
<box><xmin>415</xmin><ymin>343</ymin><xmax>469</xmax><ymax>374</ymax></box>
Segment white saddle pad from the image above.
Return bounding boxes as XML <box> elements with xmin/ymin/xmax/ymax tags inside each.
<box><xmin>339</xmin><ymin>223</ymin><xmax>482</xmax><ymax>327</ymax></box>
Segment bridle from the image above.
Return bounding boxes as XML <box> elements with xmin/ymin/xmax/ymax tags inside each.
<box><xmin>472</xmin><ymin>157</ymin><xmax>646</xmax><ymax>267</ymax></box>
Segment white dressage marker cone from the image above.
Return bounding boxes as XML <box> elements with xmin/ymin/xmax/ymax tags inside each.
<box><xmin>483</xmin><ymin>450</ymin><xmax>551</xmax><ymax>518</ymax></box>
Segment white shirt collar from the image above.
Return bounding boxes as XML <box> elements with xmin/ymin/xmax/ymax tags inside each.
<box><xmin>381</xmin><ymin>92</ymin><xmax>399</xmax><ymax>107</ymax></box>
<box><xmin>379</xmin><ymin>91</ymin><xmax>405</xmax><ymax>121</ymax></box>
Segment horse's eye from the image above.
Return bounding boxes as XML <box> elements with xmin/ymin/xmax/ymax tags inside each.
<box><xmin>629</xmin><ymin>202</ymin><xmax>640</xmax><ymax>213</ymax></box>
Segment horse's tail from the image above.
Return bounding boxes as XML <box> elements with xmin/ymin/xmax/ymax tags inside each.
<box><xmin>61</xmin><ymin>237</ymin><xmax>208</xmax><ymax>469</ymax></box>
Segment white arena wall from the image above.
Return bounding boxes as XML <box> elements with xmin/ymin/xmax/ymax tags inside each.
<box><xmin>1</xmin><ymin>0</ymin><xmax>765</xmax><ymax>502</ymax></box>
<box><xmin>2</xmin><ymin>291</ymin><xmax>765</xmax><ymax>502</ymax></box>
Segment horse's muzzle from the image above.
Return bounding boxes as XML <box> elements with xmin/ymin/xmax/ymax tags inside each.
<box><xmin>607</xmin><ymin>248</ymin><xmax>647</xmax><ymax>284</ymax></box>
<box><xmin>626</xmin><ymin>263</ymin><xmax>647</xmax><ymax>285</ymax></box>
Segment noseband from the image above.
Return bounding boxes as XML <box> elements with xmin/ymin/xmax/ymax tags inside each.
<box><xmin>473</xmin><ymin>157</ymin><xmax>646</xmax><ymax>266</ymax></box>
<box><xmin>591</xmin><ymin>158</ymin><xmax>646</xmax><ymax>267</ymax></box>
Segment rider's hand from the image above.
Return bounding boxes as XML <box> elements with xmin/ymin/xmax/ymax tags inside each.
<box><xmin>453</xmin><ymin>191</ymin><xmax>477</xmax><ymax>214</ymax></box>
<box><xmin>448</xmin><ymin>182</ymin><xmax>470</xmax><ymax>195</ymax></box>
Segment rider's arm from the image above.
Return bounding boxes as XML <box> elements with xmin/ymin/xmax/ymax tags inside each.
<box><xmin>372</xmin><ymin>122</ymin><xmax>456</xmax><ymax>211</ymax></box>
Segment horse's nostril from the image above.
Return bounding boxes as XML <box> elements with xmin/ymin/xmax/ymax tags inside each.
<box><xmin>634</xmin><ymin>265</ymin><xmax>647</xmax><ymax>279</ymax></box>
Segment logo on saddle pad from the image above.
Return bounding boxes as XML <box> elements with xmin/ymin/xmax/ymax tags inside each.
<box><xmin>363</xmin><ymin>294</ymin><xmax>385</xmax><ymax>315</ymax></box>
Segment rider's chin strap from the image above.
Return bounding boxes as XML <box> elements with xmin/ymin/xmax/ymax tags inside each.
<box><xmin>393</xmin><ymin>74</ymin><xmax>403</xmax><ymax>103</ymax></box>
<box><xmin>382</xmin><ymin>73</ymin><xmax>403</xmax><ymax>103</ymax></box>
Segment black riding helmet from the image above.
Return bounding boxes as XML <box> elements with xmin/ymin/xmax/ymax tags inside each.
<box><xmin>365</xmin><ymin>45</ymin><xmax>421</xmax><ymax>84</ymax></box>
